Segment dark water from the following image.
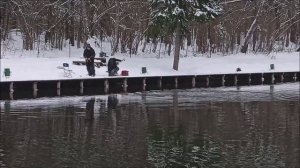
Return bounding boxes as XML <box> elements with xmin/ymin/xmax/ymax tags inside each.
<box><xmin>0</xmin><ymin>83</ymin><xmax>299</xmax><ymax>168</ymax></box>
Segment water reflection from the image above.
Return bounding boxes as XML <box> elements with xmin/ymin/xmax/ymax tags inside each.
<box><xmin>108</xmin><ymin>95</ymin><xmax>119</xmax><ymax>109</ymax></box>
<box><xmin>85</xmin><ymin>97</ymin><xmax>95</xmax><ymax>121</ymax></box>
<box><xmin>0</xmin><ymin>83</ymin><xmax>299</xmax><ymax>168</ymax></box>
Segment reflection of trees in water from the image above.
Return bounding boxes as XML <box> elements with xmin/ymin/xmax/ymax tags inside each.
<box><xmin>0</xmin><ymin>91</ymin><xmax>298</xmax><ymax>168</ymax></box>
<box><xmin>39</xmin><ymin>95</ymin><xmax>149</xmax><ymax>168</ymax></box>
<box><xmin>147</xmin><ymin>125</ymin><xmax>223</xmax><ymax>168</ymax></box>
<box><xmin>107</xmin><ymin>95</ymin><xmax>118</xmax><ymax>109</ymax></box>
<box><xmin>0</xmin><ymin>102</ymin><xmax>7</xmax><ymax>167</ymax></box>
<box><xmin>221</xmin><ymin>101</ymin><xmax>297</xmax><ymax>168</ymax></box>
<box><xmin>220</xmin><ymin>138</ymin><xmax>286</xmax><ymax>168</ymax></box>
<box><xmin>212</xmin><ymin>100</ymin><xmax>298</xmax><ymax>167</ymax></box>
<box><xmin>146</xmin><ymin>126</ymin><xmax>286</xmax><ymax>168</ymax></box>
<box><xmin>146</xmin><ymin>99</ymin><xmax>298</xmax><ymax>168</ymax></box>
<box><xmin>85</xmin><ymin>98</ymin><xmax>95</xmax><ymax>121</ymax></box>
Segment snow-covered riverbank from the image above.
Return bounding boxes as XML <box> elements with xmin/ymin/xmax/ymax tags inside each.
<box><xmin>0</xmin><ymin>51</ymin><xmax>299</xmax><ymax>82</ymax></box>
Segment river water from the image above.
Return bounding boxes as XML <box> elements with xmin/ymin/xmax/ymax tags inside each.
<box><xmin>0</xmin><ymin>83</ymin><xmax>299</xmax><ymax>168</ymax></box>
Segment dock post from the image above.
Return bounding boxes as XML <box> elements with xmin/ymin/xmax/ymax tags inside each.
<box><xmin>174</xmin><ymin>77</ymin><xmax>178</xmax><ymax>89</ymax></box>
<box><xmin>9</xmin><ymin>82</ymin><xmax>14</xmax><ymax>100</ymax></box>
<box><xmin>222</xmin><ymin>75</ymin><xmax>225</xmax><ymax>86</ymax></box>
<box><xmin>33</xmin><ymin>82</ymin><xmax>38</xmax><ymax>98</ymax></box>
<box><xmin>294</xmin><ymin>73</ymin><xmax>297</xmax><ymax>81</ymax></box>
<box><xmin>271</xmin><ymin>73</ymin><xmax>275</xmax><ymax>84</ymax></box>
<box><xmin>192</xmin><ymin>76</ymin><xmax>196</xmax><ymax>88</ymax></box>
<box><xmin>206</xmin><ymin>76</ymin><xmax>210</xmax><ymax>87</ymax></box>
<box><xmin>248</xmin><ymin>74</ymin><xmax>251</xmax><ymax>85</ymax></box>
<box><xmin>158</xmin><ymin>77</ymin><xmax>162</xmax><ymax>89</ymax></box>
<box><xmin>80</xmin><ymin>80</ymin><xmax>84</xmax><ymax>95</ymax></box>
<box><xmin>234</xmin><ymin>75</ymin><xmax>238</xmax><ymax>86</ymax></box>
<box><xmin>142</xmin><ymin>78</ymin><xmax>146</xmax><ymax>91</ymax></box>
<box><xmin>9</xmin><ymin>82</ymin><xmax>14</xmax><ymax>93</ymax></box>
<box><xmin>280</xmin><ymin>73</ymin><xmax>284</xmax><ymax>82</ymax></box>
<box><xmin>33</xmin><ymin>82</ymin><xmax>38</xmax><ymax>91</ymax></box>
<box><xmin>123</xmin><ymin>78</ymin><xmax>128</xmax><ymax>92</ymax></box>
<box><xmin>57</xmin><ymin>81</ymin><xmax>61</xmax><ymax>96</ymax></box>
<box><xmin>104</xmin><ymin>79</ymin><xmax>109</xmax><ymax>94</ymax></box>
<box><xmin>57</xmin><ymin>81</ymin><xmax>61</xmax><ymax>89</ymax></box>
<box><xmin>9</xmin><ymin>92</ymin><xmax>13</xmax><ymax>100</ymax></box>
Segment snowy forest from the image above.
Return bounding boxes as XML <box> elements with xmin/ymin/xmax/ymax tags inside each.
<box><xmin>0</xmin><ymin>0</ymin><xmax>299</xmax><ymax>57</ymax></box>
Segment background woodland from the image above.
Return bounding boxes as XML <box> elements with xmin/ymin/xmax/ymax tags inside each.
<box><xmin>0</xmin><ymin>0</ymin><xmax>299</xmax><ymax>57</ymax></box>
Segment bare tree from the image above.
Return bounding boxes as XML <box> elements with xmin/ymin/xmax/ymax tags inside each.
<box><xmin>0</xmin><ymin>0</ymin><xmax>299</xmax><ymax>58</ymax></box>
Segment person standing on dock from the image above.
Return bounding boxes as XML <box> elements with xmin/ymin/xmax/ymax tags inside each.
<box><xmin>83</xmin><ymin>43</ymin><xmax>96</xmax><ymax>77</ymax></box>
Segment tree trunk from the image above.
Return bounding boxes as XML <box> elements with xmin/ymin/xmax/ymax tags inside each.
<box><xmin>121</xmin><ymin>32</ymin><xmax>127</xmax><ymax>53</ymax></box>
<box><xmin>142</xmin><ymin>39</ymin><xmax>147</xmax><ymax>52</ymax></box>
<box><xmin>152</xmin><ymin>38</ymin><xmax>158</xmax><ymax>53</ymax></box>
<box><xmin>133</xmin><ymin>36</ymin><xmax>140</xmax><ymax>55</ymax></box>
<box><xmin>236</xmin><ymin>29</ymin><xmax>241</xmax><ymax>45</ymax></box>
<box><xmin>241</xmin><ymin>18</ymin><xmax>257</xmax><ymax>53</ymax></box>
<box><xmin>0</xmin><ymin>1</ymin><xmax>2</xmax><ymax>59</ymax></box>
<box><xmin>168</xmin><ymin>42</ymin><xmax>172</xmax><ymax>56</ymax></box>
<box><xmin>173</xmin><ymin>24</ymin><xmax>181</xmax><ymax>71</ymax></box>
<box><xmin>70</xmin><ymin>0</ymin><xmax>75</xmax><ymax>46</ymax></box>
<box><xmin>111</xmin><ymin>1</ymin><xmax>120</xmax><ymax>56</ymax></box>
<box><xmin>65</xmin><ymin>19</ymin><xmax>69</xmax><ymax>40</ymax></box>
<box><xmin>158</xmin><ymin>39</ymin><xmax>162</xmax><ymax>58</ymax></box>
<box><xmin>4</xmin><ymin>1</ymin><xmax>10</xmax><ymax>39</ymax></box>
<box><xmin>241</xmin><ymin>0</ymin><xmax>265</xmax><ymax>53</ymax></box>
<box><xmin>285</xmin><ymin>32</ymin><xmax>290</xmax><ymax>48</ymax></box>
<box><xmin>77</xmin><ymin>4</ymin><xmax>83</xmax><ymax>49</ymax></box>
<box><xmin>167</xmin><ymin>34</ymin><xmax>172</xmax><ymax>56</ymax></box>
<box><xmin>252</xmin><ymin>29</ymin><xmax>257</xmax><ymax>51</ymax></box>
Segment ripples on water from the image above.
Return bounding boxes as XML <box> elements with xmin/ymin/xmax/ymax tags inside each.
<box><xmin>0</xmin><ymin>83</ymin><xmax>299</xmax><ymax>168</ymax></box>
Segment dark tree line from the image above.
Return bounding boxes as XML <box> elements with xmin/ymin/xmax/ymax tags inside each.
<box><xmin>0</xmin><ymin>0</ymin><xmax>299</xmax><ymax>59</ymax></box>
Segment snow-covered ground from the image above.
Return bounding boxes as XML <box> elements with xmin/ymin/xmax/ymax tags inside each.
<box><xmin>0</xmin><ymin>32</ymin><xmax>299</xmax><ymax>82</ymax></box>
<box><xmin>0</xmin><ymin>51</ymin><xmax>299</xmax><ymax>82</ymax></box>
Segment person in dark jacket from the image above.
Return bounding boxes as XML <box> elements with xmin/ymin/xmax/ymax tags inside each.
<box><xmin>107</xmin><ymin>57</ymin><xmax>122</xmax><ymax>76</ymax></box>
<box><xmin>83</xmin><ymin>44</ymin><xmax>95</xmax><ymax>76</ymax></box>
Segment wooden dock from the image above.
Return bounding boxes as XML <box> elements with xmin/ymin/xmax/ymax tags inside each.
<box><xmin>0</xmin><ymin>71</ymin><xmax>299</xmax><ymax>100</ymax></box>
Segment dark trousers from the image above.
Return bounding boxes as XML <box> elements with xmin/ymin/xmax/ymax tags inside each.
<box><xmin>86</xmin><ymin>62</ymin><xmax>95</xmax><ymax>76</ymax></box>
<box><xmin>108</xmin><ymin>67</ymin><xmax>119</xmax><ymax>76</ymax></box>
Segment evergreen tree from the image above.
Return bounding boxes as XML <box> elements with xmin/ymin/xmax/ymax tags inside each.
<box><xmin>150</xmin><ymin>0</ymin><xmax>222</xmax><ymax>70</ymax></box>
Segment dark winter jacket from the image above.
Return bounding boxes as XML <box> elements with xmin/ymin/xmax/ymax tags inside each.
<box><xmin>83</xmin><ymin>47</ymin><xmax>95</xmax><ymax>63</ymax></box>
<box><xmin>107</xmin><ymin>58</ymin><xmax>122</xmax><ymax>71</ymax></box>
